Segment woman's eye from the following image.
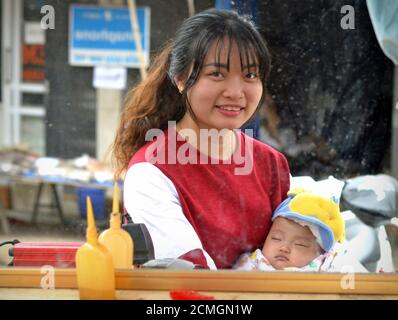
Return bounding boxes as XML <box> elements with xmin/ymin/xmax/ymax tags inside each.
<box><xmin>246</xmin><ymin>72</ymin><xmax>258</xmax><ymax>80</ymax></box>
<box><xmin>209</xmin><ymin>71</ymin><xmax>224</xmax><ymax>78</ymax></box>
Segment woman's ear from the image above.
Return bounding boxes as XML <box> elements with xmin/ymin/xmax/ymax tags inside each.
<box><xmin>174</xmin><ymin>76</ymin><xmax>184</xmax><ymax>93</ymax></box>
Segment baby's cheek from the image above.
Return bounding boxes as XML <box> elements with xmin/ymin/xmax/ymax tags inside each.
<box><xmin>261</xmin><ymin>241</ymin><xmax>271</xmax><ymax>258</ymax></box>
<box><xmin>297</xmin><ymin>250</ymin><xmax>318</xmax><ymax>267</ymax></box>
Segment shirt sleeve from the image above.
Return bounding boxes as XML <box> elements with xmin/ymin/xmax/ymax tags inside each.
<box><xmin>123</xmin><ymin>162</ymin><xmax>217</xmax><ymax>270</ymax></box>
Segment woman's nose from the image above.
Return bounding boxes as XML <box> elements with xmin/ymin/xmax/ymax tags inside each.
<box><xmin>222</xmin><ymin>77</ymin><xmax>244</xmax><ymax>100</ymax></box>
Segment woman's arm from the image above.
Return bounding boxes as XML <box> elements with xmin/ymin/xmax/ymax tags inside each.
<box><xmin>124</xmin><ymin>162</ymin><xmax>217</xmax><ymax>269</ymax></box>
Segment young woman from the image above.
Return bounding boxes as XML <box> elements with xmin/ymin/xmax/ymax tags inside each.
<box><xmin>112</xmin><ymin>9</ymin><xmax>290</xmax><ymax>269</ymax></box>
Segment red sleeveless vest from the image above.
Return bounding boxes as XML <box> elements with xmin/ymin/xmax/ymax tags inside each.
<box><xmin>129</xmin><ymin>129</ymin><xmax>290</xmax><ymax>268</ymax></box>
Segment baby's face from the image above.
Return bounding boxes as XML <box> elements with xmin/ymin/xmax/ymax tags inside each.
<box><xmin>262</xmin><ymin>217</ymin><xmax>322</xmax><ymax>270</ymax></box>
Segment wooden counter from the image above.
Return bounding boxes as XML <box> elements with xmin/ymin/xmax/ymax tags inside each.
<box><xmin>0</xmin><ymin>267</ymin><xmax>397</xmax><ymax>300</ymax></box>
<box><xmin>1</xmin><ymin>288</ymin><xmax>397</xmax><ymax>300</ymax></box>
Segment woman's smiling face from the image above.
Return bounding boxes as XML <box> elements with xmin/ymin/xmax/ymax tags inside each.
<box><xmin>177</xmin><ymin>39</ymin><xmax>263</xmax><ymax>132</ymax></box>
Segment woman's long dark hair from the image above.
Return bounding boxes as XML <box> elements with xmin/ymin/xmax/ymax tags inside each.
<box><xmin>112</xmin><ymin>8</ymin><xmax>271</xmax><ymax>178</ymax></box>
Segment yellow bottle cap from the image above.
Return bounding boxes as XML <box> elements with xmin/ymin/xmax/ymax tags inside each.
<box><xmin>86</xmin><ymin>196</ymin><xmax>98</xmax><ymax>244</ymax></box>
<box><xmin>110</xmin><ymin>181</ymin><xmax>121</xmax><ymax>229</ymax></box>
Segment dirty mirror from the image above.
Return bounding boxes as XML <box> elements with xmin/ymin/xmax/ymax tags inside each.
<box><xmin>0</xmin><ymin>0</ymin><xmax>397</xmax><ymax>282</ymax></box>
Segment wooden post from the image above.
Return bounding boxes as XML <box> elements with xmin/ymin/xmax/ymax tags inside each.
<box><xmin>96</xmin><ymin>0</ymin><xmax>124</xmax><ymax>164</ymax></box>
<box><xmin>127</xmin><ymin>0</ymin><xmax>147</xmax><ymax>80</ymax></box>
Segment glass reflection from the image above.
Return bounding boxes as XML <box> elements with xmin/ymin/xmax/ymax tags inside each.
<box><xmin>0</xmin><ymin>0</ymin><xmax>397</xmax><ymax>277</ymax></box>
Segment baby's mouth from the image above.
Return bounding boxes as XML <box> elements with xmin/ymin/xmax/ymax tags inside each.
<box><xmin>274</xmin><ymin>255</ymin><xmax>289</xmax><ymax>262</ymax></box>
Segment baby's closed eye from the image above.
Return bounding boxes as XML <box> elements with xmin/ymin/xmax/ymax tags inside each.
<box><xmin>294</xmin><ymin>241</ymin><xmax>311</xmax><ymax>248</ymax></box>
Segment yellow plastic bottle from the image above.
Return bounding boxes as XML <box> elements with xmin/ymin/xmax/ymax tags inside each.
<box><xmin>98</xmin><ymin>182</ymin><xmax>134</xmax><ymax>269</ymax></box>
<box><xmin>75</xmin><ymin>196</ymin><xmax>116</xmax><ymax>300</ymax></box>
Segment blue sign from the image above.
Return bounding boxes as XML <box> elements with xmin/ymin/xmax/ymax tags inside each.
<box><xmin>69</xmin><ymin>5</ymin><xmax>150</xmax><ymax>67</ymax></box>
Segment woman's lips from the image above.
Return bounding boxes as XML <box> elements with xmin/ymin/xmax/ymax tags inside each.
<box><xmin>215</xmin><ymin>105</ymin><xmax>244</xmax><ymax>117</ymax></box>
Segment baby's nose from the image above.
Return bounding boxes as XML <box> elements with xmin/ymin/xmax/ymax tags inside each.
<box><xmin>279</xmin><ymin>243</ymin><xmax>291</xmax><ymax>253</ymax></box>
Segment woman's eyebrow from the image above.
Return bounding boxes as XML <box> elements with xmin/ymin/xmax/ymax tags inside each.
<box><xmin>203</xmin><ymin>62</ymin><xmax>229</xmax><ymax>69</ymax></box>
<box><xmin>203</xmin><ymin>62</ymin><xmax>259</xmax><ymax>70</ymax></box>
<box><xmin>243</xmin><ymin>63</ymin><xmax>259</xmax><ymax>70</ymax></box>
